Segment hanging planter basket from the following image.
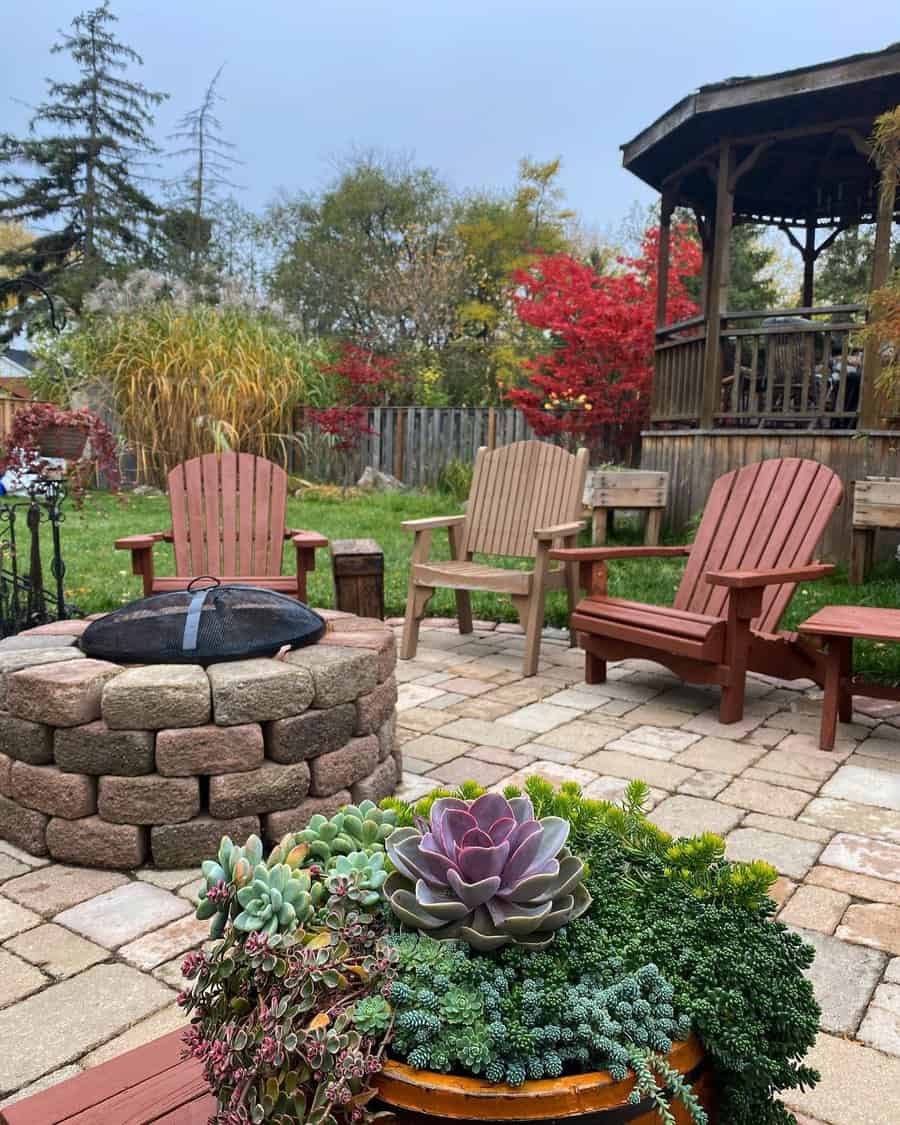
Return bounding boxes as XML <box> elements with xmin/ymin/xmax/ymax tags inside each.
<box><xmin>37</xmin><ymin>424</ymin><xmax>89</xmax><ymax>461</ymax></box>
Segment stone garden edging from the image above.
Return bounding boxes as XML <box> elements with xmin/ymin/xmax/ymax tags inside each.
<box><xmin>0</xmin><ymin>611</ymin><xmax>399</xmax><ymax>868</ymax></box>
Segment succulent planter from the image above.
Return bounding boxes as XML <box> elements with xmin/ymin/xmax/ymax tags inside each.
<box><xmin>375</xmin><ymin>1038</ymin><xmax>716</xmax><ymax>1124</ymax></box>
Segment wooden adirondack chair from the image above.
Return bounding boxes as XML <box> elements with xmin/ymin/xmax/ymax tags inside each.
<box><xmin>400</xmin><ymin>441</ymin><xmax>590</xmax><ymax>677</ymax></box>
<box><xmin>115</xmin><ymin>453</ymin><xmax>328</xmax><ymax>601</ymax></box>
<box><xmin>550</xmin><ymin>458</ymin><xmax>843</xmax><ymax>723</ymax></box>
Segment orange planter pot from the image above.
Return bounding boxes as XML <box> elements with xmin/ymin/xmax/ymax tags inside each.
<box><xmin>375</xmin><ymin>1037</ymin><xmax>716</xmax><ymax>1125</ymax></box>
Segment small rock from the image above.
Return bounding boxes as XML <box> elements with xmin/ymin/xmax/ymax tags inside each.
<box><xmin>356</xmin><ymin>466</ymin><xmax>404</xmax><ymax>491</ymax></box>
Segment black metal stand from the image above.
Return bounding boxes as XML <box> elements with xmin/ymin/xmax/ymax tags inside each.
<box><xmin>0</xmin><ymin>475</ymin><xmax>77</xmax><ymax>637</ymax></box>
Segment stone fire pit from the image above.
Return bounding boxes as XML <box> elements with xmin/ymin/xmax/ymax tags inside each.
<box><xmin>0</xmin><ymin>611</ymin><xmax>398</xmax><ymax>868</ymax></box>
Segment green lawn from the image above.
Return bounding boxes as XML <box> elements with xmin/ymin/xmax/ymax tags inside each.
<box><xmin>46</xmin><ymin>490</ymin><xmax>900</xmax><ymax>682</ymax></box>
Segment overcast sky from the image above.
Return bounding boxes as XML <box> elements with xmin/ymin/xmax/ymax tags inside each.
<box><xmin>2</xmin><ymin>1</ymin><xmax>897</xmax><ymax>235</ymax></box>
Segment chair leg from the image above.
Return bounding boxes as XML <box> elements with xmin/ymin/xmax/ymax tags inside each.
<box><xmin>586</xmin><ymin>651</ymin><xmax>607</xmax><ymax>684</ymax></box>
<box><xmin>719</xmin><ymin>670</ymin><xmax>747</xmax><ymax>724</ymax></box>
<box><xmin>562</xmin><ymin>537</ymin><xmax>579</xmax><ymax>649</ymax></box>
<box><xmin>400</xmin><ymin>585</ymin><xmax>434</xmax><ymax>661</ymax></box>
<box><xmin>455</xmin><ymin>590</ymin><xmax>473</xmax><ymax>636</ymax></box>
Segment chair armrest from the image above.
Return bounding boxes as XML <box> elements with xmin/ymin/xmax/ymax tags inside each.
<box><xmin>290</xmin><ymin>530</ymin><xmax>329</xmax><ymax>549</ymax></box>
<box><xmin>548</xmin><ymin>546</ymin><xmax>691</xmax><ymax>562</ymax></box>
<box><xmin>115</xmin><ymin>533</ymin><xmax>167</xmax><ymax>550</ymax></box>
<box><xmin>706</xmin><ymin>563</ymin><xmax>835</xmax><ymax>589</ymax></box>
<box><xmin>534</xmin><ymin>521</ymin><xmax>585</xmax><ymax>542</ymax></box>
<box><xmin>401</xmin><ymin>515</ymin><xmax>466</xmax><ymax>532</ymax></box>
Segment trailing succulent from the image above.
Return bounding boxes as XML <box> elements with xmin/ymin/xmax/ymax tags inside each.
<box><xmin>384</xmin><ymin>792</ymin><xmax>591</xmax><ymax>950</ymax></box>
<box><xmin>188</xmin><ymin>776</ymin><xmax>819</xmax><ymax>1125</ymax></box>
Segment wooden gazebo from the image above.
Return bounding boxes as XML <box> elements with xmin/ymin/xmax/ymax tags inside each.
<box><xmin>624</xmin><ymin>44</ymin><xmax>900</xmax><ymax>559</ymax></box>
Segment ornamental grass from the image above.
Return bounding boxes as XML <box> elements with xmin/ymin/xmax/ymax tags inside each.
<box><xmin>70</xmin><ymin>302</ymin><xmax>330</xmax><ymax>487</ymax></box>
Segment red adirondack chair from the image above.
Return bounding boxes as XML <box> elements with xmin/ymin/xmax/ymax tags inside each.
<box><xmin>116</xmin><ymin>453</ymin><xmax>327</xmax><ymax>601</ymax></box>
<box><xmin>550</xmin><ymin>458</ymin><xmax>843</xmax><ymax>723</ymax></box>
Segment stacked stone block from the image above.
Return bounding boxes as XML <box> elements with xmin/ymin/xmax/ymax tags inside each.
<box><xmin>0</xmin><ymin>612</ymin><xmax>399</xmax><ymax>868</ymax></box>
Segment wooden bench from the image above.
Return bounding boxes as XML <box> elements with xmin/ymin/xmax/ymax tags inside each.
<box><xmin>797</xmin><ymin>605</ymin><xmax>900</xmax><ymax>750</ymax></box>
<box><xmin>0</xmin><ymin>1029</ymin><xmax>211</xmax><ymax>1124</ymax></box>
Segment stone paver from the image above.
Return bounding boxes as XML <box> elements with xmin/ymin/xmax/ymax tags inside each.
<box><xmin>784</xmin><ymin>1033</ymin><xmax>900</xmax><ymax>1125</ymax></box>
<box><xmin>857</xmin><ymin>982</ymin><xmax>900</xmax><ymax>1056</ymax></box>
<box><xmin>118</xmin><ymin>912</ymin><xmax>210</xmax><ymax>971</ymax></box>
<box><xmin>819</xmin><ymin>833</ymin><xmax>900</xmax><ymax>884</ymax></box>
<box><xmin>800</xmin><ymin>797</ymin><xmax>900</xmax><ymax>843</ymax></box>
<box><xmin>837</xmin><ymin>903</ymin><xmax>900</xmax><ymax>956</ymax></box>
<box><xmin>726</xmin><ymin>827</ymin><xmax>823</xmax><ymax>879</ymax></box>
<box><xmin>0</xmin><ymin>948</ymin><xmax>46</xmax><ymax>1007</ymax></box>
<box><xmin>0</xmin><ymin>897</ymin><xmax>40</xmax><ymax>941</ymax></box>
<box><xmin>0</xmin><ymin>963</ymin><xmax>173</xmax><ymax>1091</ymax></box>
<box><xmin>499</xmin><ymin>702</ymin><xmax>580</xmax><ymax>733</ymax></box>
<box><xmin>778</xmin><ymin>885</ymin><xmax>851</xmax><ymax>935</ymax></box>
<box><xmin>719</xmin><ymin>776</ymin><xmax>810</xmax><ymax>817</ymax></box>
<box><xmin>821</xmin><ymin>763</ymin><xmax>900</xmax><ymax>811</ymax></box>
<box><xmin>649</xmin><ymin>795</ymin><xmax>744</xmax><ymax>837</ymax></box>
<box><xmin>399</xmin><ymin>734</ymin><xmax>472</xmax><ymax>765</ymax></box>
<box><xmin>55</xmin><ymin>882</ymin><xmax>190</xmax><ymax>948</ymax></box>
<box><xmin>80</xmin><ymin>1003</ymin><xmax>185</xmax><ymax>1069</ymax></box>
<box><xmin>4</xmin><ymin>922</ymin><xmax>106</xmax><ymax>978</ymax></box>
<box><xmin>807</xmin><ymin>865</ymin><xmax>900</xmax><ymax>906</ymax></box>
<box><xmin>674</xmin><ymin>735</ymin><xmax>763</xmax><ymax>774</ymax></box>
<box><xmin>431</xmin><ymin>717</ymin><xmax>531</xmax><ymax>749</ymax></box>
<box><xmin>793</xmin><ymin>928</ymin><xmax>886</xmax><ymax>1035</ymax></box>
<box><xmin>0</xmin><ymin>1066</ymin><xmax>82</xmax><ymax>1110</ymax></box>
<box><xmin>604</xmin><ymin>725</ymin><xmax>700</xmax><ymax>761</ymax></box>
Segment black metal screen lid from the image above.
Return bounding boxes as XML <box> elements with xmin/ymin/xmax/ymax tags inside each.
<box><xmin>80</xmin><ymin>579</ymin><xmax>326</xmax><ymax>666</ymax></box>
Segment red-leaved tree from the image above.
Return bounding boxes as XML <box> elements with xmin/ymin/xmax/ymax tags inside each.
<box><xmin>306</xmin><ymin>343</ymin><xmax>401</xmax><ymax>485</ymax></box>
<box><xmin>507</xmin><ymin>224</ymin><xmax>701</xmax><ymax>452</ymax></box>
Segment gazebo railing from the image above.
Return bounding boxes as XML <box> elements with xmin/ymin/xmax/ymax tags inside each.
<box><xmin>652</xmin><ymin>316</ymin><xmax>707</xmax><ymax>426</ymax></box>
<box><xmin>652</xmin><ymin>305</ymin><xmax>868</xmax><ymax>429</ymax></box>
<box><xmin>716</xmin><ymin>305</ymin><xmax>866</xmax><ymax>428</ymax></box>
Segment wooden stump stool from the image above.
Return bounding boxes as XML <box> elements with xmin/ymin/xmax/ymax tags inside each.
<box><xmin>330</xmin><ymin>538</ymin><xmax>385</xmax><ymax>619</ymax></box>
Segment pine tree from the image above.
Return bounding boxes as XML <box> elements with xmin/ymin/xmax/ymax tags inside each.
<box><xmin>0</xmin><ymin>3</ymin><xmax>167</xmax><ymax>331</ymax></box>
<box><xmin>163</xmin><ymin>64</ymin><xmax>241</xmax><ymax>279</ymax></box>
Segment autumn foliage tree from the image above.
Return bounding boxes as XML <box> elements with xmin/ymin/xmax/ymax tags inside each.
<box><xmin>507</xmin><ymin>224</ymin><xmax>701</xmax><ymax>453</ymax></box>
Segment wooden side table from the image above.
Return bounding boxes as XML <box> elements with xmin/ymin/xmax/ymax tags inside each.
<box><xmin>850</xmin><ymin>477</ymin><xmax>900</xmax><ymax>585</ymax></box>
<box><xmin>797</xmin><ymin>605</ymin><xmax>900</xmax><ymax>750</ymax></box>
<box><xmin>584</xmin><ymin>469</ymin><xmax>668</xmax><ymax>546</ymax></box>
<box><xmin>330</xmin><ymin>538</ymin><xmax>385</xmax><ymax>619</ymax></box>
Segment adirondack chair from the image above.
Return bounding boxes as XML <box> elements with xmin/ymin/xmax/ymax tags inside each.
<box><xmin>115</xmin><ymin>453</ymin><xmax>328</xmax><ymax>601</ymax></box>
<box><xmin>549</xmin><ymin>458</ymin><xmax>843</xmax><ymax>723</ymax></box>
<box><xmin>400</xmin><ymin>441</ymin><xmax>590</xmax><ymax>677</ymax></box>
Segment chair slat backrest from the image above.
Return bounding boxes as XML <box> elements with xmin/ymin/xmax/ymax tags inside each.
<box><xmin>674</xmin><ymin>458</ymin><xmax>842</xmax><ymax>633</ymax></box>
<box><xmin>168</xmin><ymin>453</ymin><xmax>288</xmax><ymax>577</ymax></box>
<box><xmin>463</xmin><ymin>442</ymin><xmax>589</xmax><ymax>559</ymax></box>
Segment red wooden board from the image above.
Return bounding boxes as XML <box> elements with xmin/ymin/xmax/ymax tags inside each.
<box><xmin>0</xmin><ymin>1029</ymin><xmax>214</xmax><ymax>1125</ymax></box>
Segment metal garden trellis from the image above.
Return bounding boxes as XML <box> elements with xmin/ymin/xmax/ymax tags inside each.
<box><xmin>0</xmin><ymin>276</ymin><xmax>77</xmax><ymax>636</ymax></box>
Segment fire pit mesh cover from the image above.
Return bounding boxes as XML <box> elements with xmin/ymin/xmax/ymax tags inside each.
<box><xmin>80</xmin><ymin>583</ymin><xmax>326</xmax><ymax>666</ymax></box>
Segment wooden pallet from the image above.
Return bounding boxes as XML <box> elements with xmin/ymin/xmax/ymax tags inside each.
<box><xmin>0</xmin><ymin>1029</ymin><xmax>212</xmax><ymax>1124</ymax></box>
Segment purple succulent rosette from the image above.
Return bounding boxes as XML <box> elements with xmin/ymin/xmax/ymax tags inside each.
<box><xmin>383</xmin><ymin>792</ymin><xmax>591</xmax><ymax>951</ymax></box>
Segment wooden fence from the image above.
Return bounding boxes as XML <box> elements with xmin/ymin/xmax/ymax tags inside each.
<box><xmin>291</xmin><ymin>407</ymin><xmax>536</xmax><ymax>488</ymax></box>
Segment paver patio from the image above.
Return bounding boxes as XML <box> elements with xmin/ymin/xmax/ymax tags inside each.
<box><xmin>1</xmin><ymin>620</ymin><xmax>899</xmax><ymax>1123</ymax></box>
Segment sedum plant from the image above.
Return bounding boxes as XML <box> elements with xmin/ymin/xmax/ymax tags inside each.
<box><xmin>384</xmin><ymin>792</ymin><xmax>590</xmax><ymax>951</ymax></box>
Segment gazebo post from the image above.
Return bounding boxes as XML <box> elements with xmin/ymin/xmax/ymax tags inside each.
<box><xmin>802</xmin><ymin>220</ymin><xmax>816</xmax><ymax>308</ymax></box>
<box><xmin>700</xmin><ymin>140</ymin><xmax>734</xmax><ymax>428</ymax></box>
<box><xmin>859</xmin><ymin>162</ymin><xmax>897</xmax><ymax>427</ymax></box>
<box><xmin>656</xmin><ymin>190</ymin><xmax>675</xmax><ymax>328</ymax></box>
